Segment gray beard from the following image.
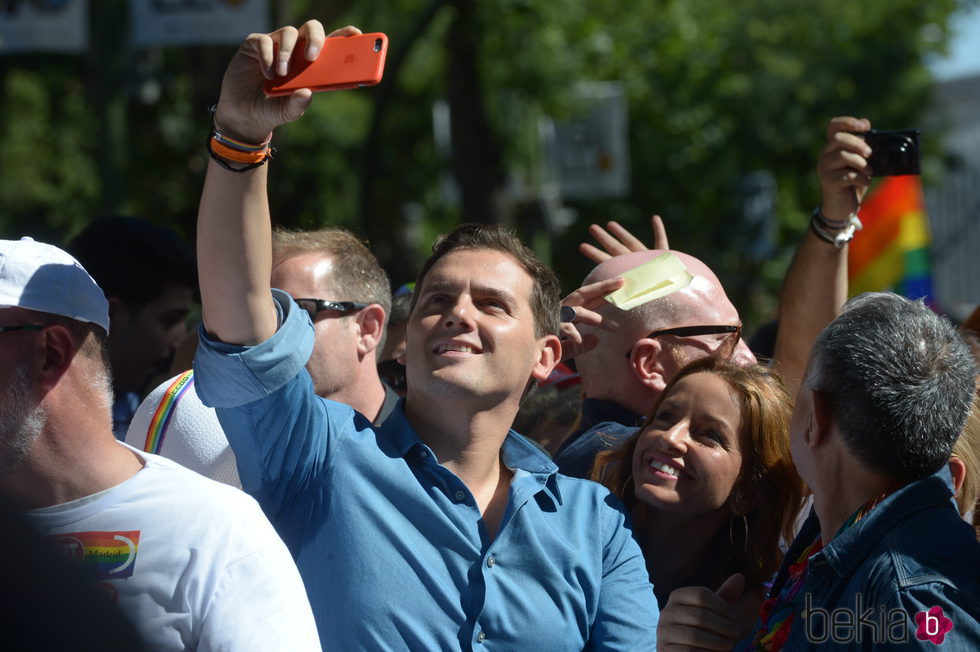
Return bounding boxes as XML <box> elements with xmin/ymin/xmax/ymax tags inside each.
<box><xmin>0</xmin><ymin>362</ymin><xmax>46</xmax><ymax>477</ymax></box>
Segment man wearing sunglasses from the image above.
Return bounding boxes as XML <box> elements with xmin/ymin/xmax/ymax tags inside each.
<box><xmin>271</xmin><ymin>227</ymin><xmax>397</xmax><ymax>425</ymax></box>
<box><xmin>123</xmin><ymin>226</ymin><xmax>397</xmax><ymax>489</ymax></box>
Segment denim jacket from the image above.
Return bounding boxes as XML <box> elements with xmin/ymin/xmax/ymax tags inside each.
<box><xmin>770</xmin><ymin>467</ymin><xmax>980</xmax><ymax>650</ymax></box>
<box><xmin>554</xmin><ymin>398</ymin><xmax>645</xmax><ymax>479</ymax></box>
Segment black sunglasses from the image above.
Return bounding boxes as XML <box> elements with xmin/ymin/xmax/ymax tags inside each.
<box><xmin>625</xmin><ymin>324</ymin><xmax>742</xmax><ymax>359</ymax></box>
<box><xmin>0</xmin><ymin>325</ymin><xmax>44</xmax><ymax>334</ymax></box>
<box><xmin>294</xmin><ymin>298</ymin><xmax>370</xmax><ymax>320</ymax></box>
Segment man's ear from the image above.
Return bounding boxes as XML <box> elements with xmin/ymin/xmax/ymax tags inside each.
<box><xmin>355</xmin><ymin>305</ymin><xmax>386</xmax><ymax>357</ymax></box>
<box><xmin>37</xmin><ymin>325</ymin><xmax>79</xmax><ymax>391</ymax></box>
<box><xmin>808</xmin><ymin>389</ymin><xmax>833</xmax><ymax>448</ymax></box>
<box><xmin>530</xmin><ymin>334</ymin><xmax>561</xmax><ymax>382</ymax></box>
<box><xmin>949</xmin><ymin>456</ymin><xmax>967</xmax><ymax>498</ymax></box>
<box><xmin>631</xmin><ymin>338</ymin><xmax>670</xmax><ymax>393</ymax></box>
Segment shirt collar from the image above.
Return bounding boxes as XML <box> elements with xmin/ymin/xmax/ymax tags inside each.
<box><xmin>503</xmin><ymin>431</ymin><xmax>562</xmax><ymax>507</ymax></box>
<box><xmin>378</xmin><ymin>403</ymin><xmax>562</xmax><ymax>505</ymax></box>
<box><xmin>815</xmin><ymin>467</ymin><xmax>956</xmax><ymax>578</ymax></box>
<box><xmin>378</xmin><ymin>399</ymin><xmax>420</xmax><ymax>457</ymax></box>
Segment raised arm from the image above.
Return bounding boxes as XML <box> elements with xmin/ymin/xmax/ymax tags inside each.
<box><xmin>197</xmin><ymin>21</ymin><xmax>357</xmax><ymax>345</ymax></box>
<box><xmin>773</xmin><ymin>116</ymin><xmax>871</xmax><ymax>395</ymax></box>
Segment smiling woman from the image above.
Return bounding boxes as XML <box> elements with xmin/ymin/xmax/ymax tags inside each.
<box><xmin>593</xmin><ymin>356</ymin><xmax>806</xmax><ymax>633</ymax></box>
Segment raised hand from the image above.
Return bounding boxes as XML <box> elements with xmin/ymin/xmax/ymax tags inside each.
<box><xmin>817</xmin><ymin>116</ymin><xmax>873</xmax><ymax>223</ymax></box>
<box><xmin>559</xmin><ymin>276</ymin><xmax>625</xmax><ymax>360</ymax></box>
<box><xmin>213</xmin><ymin>22</ymin><xmax>361</xmax><ymax>143</ymax></box>
<box><xmin>579</xmin><ymin>215</ymin><xmax>670</xmax><ymax>264</ymax></box>
<box><xmin>656</xmin><ymin>574</ymin><xmax>745</xmax><ymax>651</ymax></box>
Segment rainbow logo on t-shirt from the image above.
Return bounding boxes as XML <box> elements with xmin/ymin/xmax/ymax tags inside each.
<box><xmin>50</xmin><ymin>530</ymin><xmax>141</xmax><ymax>580</ymax></box>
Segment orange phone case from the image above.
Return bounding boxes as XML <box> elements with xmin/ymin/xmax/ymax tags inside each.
<box><xmin>263</xmin><ymin>33</ymin><xmax>389</xmax><ymax>96</ymax></box>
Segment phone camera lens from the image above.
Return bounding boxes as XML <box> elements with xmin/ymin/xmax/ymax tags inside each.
<box><xmin>374</xmin><ymin>38</ymin><xmax>382</xmax><ymax>52</ymax></box>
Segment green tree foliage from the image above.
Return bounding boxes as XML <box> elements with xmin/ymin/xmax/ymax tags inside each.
<box><xmin>0</xmin><ymin>0</ymin><xmax>971</xmax><ymax>323</ymax></box>
<box><xmin>0</xmin><ymin>66</ymin><xmax>99</xmax><ymax>241</ymax></box>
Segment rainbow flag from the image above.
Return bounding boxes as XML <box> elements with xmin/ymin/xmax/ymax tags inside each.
<box><xmin>848</xmin><ymin>175</ymin><xmax>933</xmax><ymax>300</ymax></box>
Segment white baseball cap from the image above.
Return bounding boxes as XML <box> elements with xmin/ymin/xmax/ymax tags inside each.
<box><xmin>0</xmin><ymin>237</ymin><xmax>110</xmax><ymax>333</ymax></box>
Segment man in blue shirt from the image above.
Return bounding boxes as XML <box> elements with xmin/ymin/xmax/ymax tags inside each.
<box><xmin>194</xmin><ymin>20</ymin><xmax>659</xmax><ymax>649</ymax></box>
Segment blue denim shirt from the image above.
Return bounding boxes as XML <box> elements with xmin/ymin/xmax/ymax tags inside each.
<box><xmin>751</xmin><ymin>467</ymin><xmax>980</xmax><ymax>650</ymax></box>
<box><xmin>194</xmin><ymin>290</ymin><xmax>659</xmax><ymax>650</ymax></box>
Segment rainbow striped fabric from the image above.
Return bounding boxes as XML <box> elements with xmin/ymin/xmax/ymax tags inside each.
<box><xmin>143</xmin><ymin>370</ymin><xmax>195</xmax><ymax>455</ymax></box>
<box><xmin>849</xmin><ymin>175</ymin><xmax>933</xmax><ymax>300</ymax></box>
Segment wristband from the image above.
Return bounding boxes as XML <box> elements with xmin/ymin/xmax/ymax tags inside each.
<box><xmin>810</xmin><ymin>208</ymin><xmax>862</xmax><ymax>249</ymax></box>
<box><xmin>206</xmin><ymin>104</ymin><xmax>273</xmax><ymax>173</ymax></box>
<box><xmin>811</xmin><ymin>205</ymin><xmax>850</xmax><ymax>230</ymax></box>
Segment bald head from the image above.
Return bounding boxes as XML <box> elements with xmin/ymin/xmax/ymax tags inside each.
<box><xmin>584</xmin><ymin>250</ymin><xmax>717</xmax><ymax>287</ymax></box>
<box><xmin>576</xmin><ymin>250</ymin><xmax>752</xmax><ymax>414</ymax></box>
<box><xmin>580</xmin><ymin>249</ymin><xmax>739</xmax><ymax>348</ymax></box>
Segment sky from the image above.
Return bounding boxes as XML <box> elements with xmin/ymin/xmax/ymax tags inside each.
<box><xmin>930</xmin><ymin>5</ymin><xmax>980</xmax><ymax>80</ymax></box>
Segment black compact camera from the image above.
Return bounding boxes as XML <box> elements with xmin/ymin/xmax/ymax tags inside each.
<box><xmin>862</xmin><ymin>129</ymin><xmax>920</xmax><ymax>176</ymax></box>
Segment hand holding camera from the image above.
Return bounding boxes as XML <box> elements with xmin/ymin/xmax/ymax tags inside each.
<box><xmin>818</xmin><ymin>117</ymin><xmax>875</xmax><ymax>224</ymax></box>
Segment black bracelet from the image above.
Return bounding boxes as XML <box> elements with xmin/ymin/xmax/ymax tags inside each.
<box><xmin>810</xmin><ymin>216</ymin><xmax>839</xmax><ymax>246</ymax></box>
<box><xmin>206</xmin><ymin>104</ymin><xmax>274</xmax><ymax>173</ymax></box>
<box><xmin>811</xmin><ymin>205</ymin><xmax>849</xmax><ymax>230</ymax></box>
<box><xmin>810</xmin><ymin>208</ymin><xmax>861</xmax><ymax>249</ymax></box>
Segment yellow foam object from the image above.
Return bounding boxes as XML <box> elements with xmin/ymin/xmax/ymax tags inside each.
<box><xmin>604</xmin><ymin>252</ymin><xmax>693</xmax><ymax>310</ymax></box>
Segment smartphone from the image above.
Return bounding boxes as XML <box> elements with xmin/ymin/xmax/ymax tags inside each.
<box><xmin>263</xmin><ymin>33</ymin><xmax>389</xmax><ymax>97</ymax></box>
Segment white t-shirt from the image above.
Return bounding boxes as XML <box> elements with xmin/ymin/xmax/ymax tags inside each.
<box><xmin>25</xmin><ymin>446</ymin><xmax>320</xmax><ymax>651</ymax></box>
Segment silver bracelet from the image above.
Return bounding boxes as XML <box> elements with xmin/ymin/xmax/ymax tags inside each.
<box><xmin>810</xmin><ymin>209</ymin><xmax>862</xmax><ymax>249</ymax></box>
<box><xmin>811</xmin><ymin>205</ymin><xmax>850</xmax><ymax>230</ymax></box>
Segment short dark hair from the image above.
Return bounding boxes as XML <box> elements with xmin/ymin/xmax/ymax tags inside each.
<box><xmin>67</xmin><ymin>216</ymin><xmax>197</xmax><ymax>314</ymax></box>
<box><xmin>411</xmin><ymin>223</ymin><xmax>561</xmax><ymax>339</ymax></box>
<box><xmin>805</xmin><ymin>292</ymin><xmax>976</xmax><ymax>481</ymax></box>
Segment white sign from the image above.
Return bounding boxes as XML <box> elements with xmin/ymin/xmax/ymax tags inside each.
<box><xmin>131</xmin><ymin>0</ymin><xmax>268</xmax><ymax>48</ymax></box>
<box><xmin>0</xmin><ymin>0</ymin><xmax>89</xmax><ymax>54</ymax></box>
<box><xmin>543</xmin><ymin>81</ymin><xmax>630</xmax><ymax>200</ymax></box>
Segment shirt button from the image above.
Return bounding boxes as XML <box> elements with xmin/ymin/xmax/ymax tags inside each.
<box><xmin>476</xmin><ymin>631</ymin><xmax>487</xmax><ymax>643</ymax></box>
<box><xmin>486</xmin><ymin>556</ymin><xmax>495</xmax><ymax>568</ymax></box>
<box><xmin>454</xmin><ymin>490</ymin><xmax>466</xmax><ymax>502</ymax></box>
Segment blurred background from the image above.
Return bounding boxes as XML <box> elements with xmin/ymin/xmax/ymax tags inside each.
<box><xmin>1</xmin><ymin>0</ymin><xmax>978</xmax><ymax>331</ymax></box>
